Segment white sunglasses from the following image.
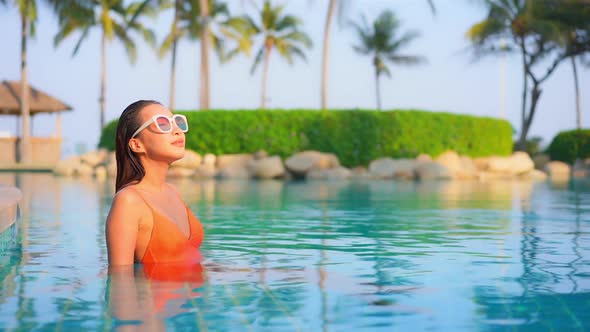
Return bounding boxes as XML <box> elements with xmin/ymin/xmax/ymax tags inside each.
<box><xmin>132</xmin><ymin>114</ymin><xmax>189</xmax><ymax>138</ymax></box>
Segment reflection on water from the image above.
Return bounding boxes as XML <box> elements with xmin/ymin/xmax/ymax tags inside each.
<box><xmin>0</xmin><ymin>173</ymin><xmax>589</xmax><ymax>331</ymax></box>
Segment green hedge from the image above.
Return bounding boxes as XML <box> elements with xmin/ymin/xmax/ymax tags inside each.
<box><xmin>548</xmin><ymin>129</ymin><xmax>590</xmax><ymax>164</ymax></box>
<box><xmin>99</xmin><ymin>109</ymin><xmax>513</xmax><ymax>167</ymax></box>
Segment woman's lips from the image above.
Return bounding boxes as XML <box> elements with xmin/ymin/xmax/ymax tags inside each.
<box><xmin>172</xmin><ymin>140</ymin><xmax>185</xmax><ymax>146</ymax></box>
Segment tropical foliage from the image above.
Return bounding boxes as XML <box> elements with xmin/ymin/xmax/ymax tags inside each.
<box><xmin>548</xmin><ymin>129</ymin><xmax>590</xmax><ymax>164</ymax></box>
<box><xmin>99</xmin><ymin>109</ymin><xmax>513</xmax><ymax>166</ymax></box>
<box><xmin>467</xmin><ymin>0</ymin><xmax>590</xmax><ymax>150</ymax></box>
<box><xmin>159</xmin><ymin>0</ymin><xmax>230</xmax><ymax>110</ymax></box>
<box><xmin>222</xmin><ymin>0</ymin><xmax>312</xmax><ymax>109</ymax></box>
<box><xmin>52</xmin><ymin>0</ymin><xmax>156</xmax><ymax>130</ymax></box>
<box><xmin>349</xmin><ymin>10</ymin><xmax>425</xmax><ymax>110</ymax></box>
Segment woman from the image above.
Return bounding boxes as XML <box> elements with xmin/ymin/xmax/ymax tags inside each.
<box><xmin>106</xmin><ymin>100</ymin><xmax>204</xmax><ymax>266</ymax></box>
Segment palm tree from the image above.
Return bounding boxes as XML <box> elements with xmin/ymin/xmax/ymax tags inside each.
<box><xmin>159</xmin><ymin>0</ymin><xmax>229</xmax><ymax>111</ymax></box>
<box><xmin>1</xmin><ymin>0</ymin><xmax>40</xmax><ymax>163</ymax></box>
<box><xmin>53</xmin><ymin>0</ymin><xmax>156</xmax><ymax>131</ymax></box>
<box><xmin>223</xmin><ymin>0</ymin><xmax>312</xmax><ymax>109</ymax></box>
<box><xmin>350</xmin><ymin>10</ymin><xmax>425</xmax><ymax>110</ymax></box>
<box><xmin>466</xmin><ymin>0</ymin><xmax>587</xmax><ymax>150</ymax></box>
<box><xmin>320</xmin><ymin>0</ymin><xmax>435</xmax><ymax>110</ymax></box>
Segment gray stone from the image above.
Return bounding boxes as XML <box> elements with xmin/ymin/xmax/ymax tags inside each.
<box><xmin>248</xmin><ymin>156</ymin><xmax>285</xmax><ymax>179</ymax></box>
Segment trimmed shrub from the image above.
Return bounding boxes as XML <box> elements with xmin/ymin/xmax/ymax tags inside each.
<box><xmin>98</xmin><ymin>109</ymin><xmax>513</xmax><ymax>167</ymax></box>
<box><xmin>548</xmin><ymin>129</ymin><xmax>590</xmax><ymax>164</ymax></box>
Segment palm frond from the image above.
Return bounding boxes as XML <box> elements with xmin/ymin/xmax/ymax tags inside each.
<box><xmin>250</xmin><ymin>46</ymin><xmax>265</xmax><ymax>74</ymax></box>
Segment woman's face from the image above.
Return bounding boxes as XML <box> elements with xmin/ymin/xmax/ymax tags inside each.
<box><xmin>132</xmin><ymin>103</ymin><xmax>186</xmax><ymax>163</ymax></box>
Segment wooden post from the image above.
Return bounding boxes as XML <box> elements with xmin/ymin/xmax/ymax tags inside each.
<box><xmin>56</xmin><ymin>112</ymin><xmax>62</xmax><ymax>138</ymax></box>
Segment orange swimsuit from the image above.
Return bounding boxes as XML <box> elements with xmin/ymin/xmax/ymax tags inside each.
<box><xmin>132</xmin><ymin>188</ymin><xmax>205</xmax><ymax>265</ymax></box>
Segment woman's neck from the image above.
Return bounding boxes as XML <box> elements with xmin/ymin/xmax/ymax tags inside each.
<box><xmin>137</xmin><ymin>158</ymin><xmax>169</xmax><ymax>193</ymax></box>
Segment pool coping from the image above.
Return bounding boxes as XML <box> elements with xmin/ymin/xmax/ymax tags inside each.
<box><xmin>0</xmin><ymin>186</ymin><xmax>22</xmax><ymax>234</ymax></box>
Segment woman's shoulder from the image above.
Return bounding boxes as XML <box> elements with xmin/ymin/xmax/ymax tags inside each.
<box><xmin>112</xmin><ymin>185</ymin><xmax>147</xmax><ymax>207</ymax></box>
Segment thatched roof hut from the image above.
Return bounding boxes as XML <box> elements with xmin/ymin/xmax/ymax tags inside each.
<box><xmin>0</xmin><ymin>80</ymin><xmax>72</xmax><ymax>115</ymax></box>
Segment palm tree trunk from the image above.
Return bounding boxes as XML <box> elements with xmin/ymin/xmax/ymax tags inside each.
<box><xmin>199</xmin><ymin>0</ymin><xmax>210</xmax><ymax>110</ymax></box>
<box><xmin>169</xmin><ymin>0</ymin><xmax>180</xmax><ymax>111</ymax></box>
<box><xmin>19</xmin><ymin>9</ymin><xmax>31</xmax><ymax>163</ymax></box>
<box><xmin>261</xmin><ymin>44</ymin><xmax>272</xmax><ymax>110</ymax></box>
<box><xmin>375</xmin><ymin>66</ymin><xmax>381</xmax><ymax>111</ymax></box>
<box><xmin>572</xmin><ymin>56</ymin><xmax>581</xmax><ymax>129</ymax></box>
<box><xmin>518</xmin><ymin>82</ymin><xmax>542</xmax><ymax>147</ymax></box>
<box><xmin>100</xmin><ymin>30</ymin><xmax>107</xmax><ymax>131</ymax></box>
<box><xmin>321</xmin><ymin>0</ymin><xmax>337</xmax><ymax>111</ymax></box>
<box><xmin>517</xmin><ymin>42</ymin><xmax>529</xmax><ymax>151</ymax></box>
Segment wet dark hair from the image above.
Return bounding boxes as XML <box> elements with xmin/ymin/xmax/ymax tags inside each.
<box><xmin>115</xmin><ymin>100</ymin><xmax>162</xmax><ymax>192</ymax></box>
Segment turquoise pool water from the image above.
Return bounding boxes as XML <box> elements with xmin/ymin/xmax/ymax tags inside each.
<box><xmin>0</xmin><ymin>173</ymin><xmax>589</xmax><ymax>331</ymax></box>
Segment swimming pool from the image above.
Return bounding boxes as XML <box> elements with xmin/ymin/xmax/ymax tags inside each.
<box><xmin>0</xmin><ymin>173</ymin><xmax>589</xmax><ymax>331</ymax></box>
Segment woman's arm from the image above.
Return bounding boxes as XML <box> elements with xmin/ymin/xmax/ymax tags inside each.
<box><xmin>106</xmin><ymin>189</ymin><xmax>144</xmax><ymax>265</ymax></box>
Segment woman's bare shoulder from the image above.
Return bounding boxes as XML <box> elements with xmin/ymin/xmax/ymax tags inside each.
<box><xmin>112</xmin><ymin>185</ymin><xmax>146</xmax><ymax>208</ymax></box>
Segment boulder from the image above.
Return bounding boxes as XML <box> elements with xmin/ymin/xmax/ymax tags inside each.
<box><xmin>194</xmin><ymin>164</ymin><xmax>217</xmax><ymax>179</ymax></box>
<box><xmin>202</xmin><ymin>153</ymin><xmax>216</xmax><ymax>167</ymax></box>
<box><xmin>369</xmin><ymin>158</ymin><xmax>417</xmax><ymax>179</ymax></box>
<box><xmin>368</xmin><ymin>158</ymin><xmax>395</xmax><ymax>178</ymax></box>
<box><xmin>285</xmin><ymin>151</ymin><xmax>340</xmax><ymax>178</ymax></box>
<box><xmin>573</xmin><ymin>159</ymin><xmax>590</xmax><ymax>178</ymax></box>
<box><xmin>167</xmin><ymin>167</ymin><xmax>195</xmax><ymax>178</ymax></box>
<box><xmin>217</xmin><ymin>164</ymin><xmax>251</xmax><ymax>179</ymax></box>
<box><xmin>416</xmin><ymin>154</ymin><xmax>432</xmax><ymax>162</ymax></box>
<box><xmin>76</xmin><ymin>164</ymin><xmax>95</xmax><ymax>177</ymax></box>
<box><xmin>415</xmin><ymin>162</ymin><xmax>452</xmax><ymax>180</ymax></box>
<box><xmin>485</xmin><ymin>152</ymin><xmax>534</xmax><ymax>175</ymax></box>
<box><xmin>307</xmin><ymin>167</ymin><xmax>352</xmax><ymax>180</ymax></box>
<box><xmin>217</xmin><ymin>154</ymin><xmax>253</xmax><ymax>169</ymax></box>
<box><xmin>435</xmin><ymin>150</ymin><xmax>462</xmax><ymax>174</ymax></box>
<box><xmin>171</xmin><ymin>150</ymin><xmax>201</xmax><ymax>169</ymax></box>
<box><xmin>545</xmin><ymin>161</ymin><xmax>571</xmax><ymax>180</ymax></box>
<box><xmin>94</xmin><ymin>166</ymin><xmax>108</xmax><ymax>181</ymax></box>
<box><xmin>80</xmin><ymin>149</ymin><xmax>109</xmax><ymax>167</ymax></box>
<box><xmin>248</xmin><ymin>156</ymin><xmax>285</xmax><ymax>179</ymax></box>
<box><xmin>54</xmin><ymin>156</ymin><xmax>81</xmax><ymax>176</ymax></box>
<box><xmin>253</xmin><ymin>150</ymin><xmax>268</xmax><ymax>160</ymax></box>
<box><xmin>457</xmin><ymin>156</ymin><xmax>478</xmax><ymax>179</ymax></box>
<box><xmin>519</xmin><ymin>169</ymin><xmax>548</xmax><ymax>181</ymax></box>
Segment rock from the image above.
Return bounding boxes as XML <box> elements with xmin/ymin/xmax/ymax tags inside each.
<box><xmin>473</xmin><ymin>157</ymin><xmax>491</xmax><ymax>171</ymax></box>
<box><xmin>217</xmin><ymin>165</ymin><xmax>251</xmax><ymax>179</ymax></box>
<box><xmin>486</xmin><ymin>152</ymin><xmax>534</xmax><ymax>175</ymax></box>
<box><xmin>80</xmin><ymin>149</ymin><xmax>109</xmax><ymax>167</ymax></box>
<box><xmin>457</xmin><ymin>156</ymin><xmax>478</xmax><ymax>179</ymax></box>
<box><xmin>544</xmin><ymin>161</ymin><xmax>571</xmax><ymax>180</ymax></box>
<box><xmin>94</xmin><ymin>166</ymin><xmax>107</xmax><ymax>181</ymax></box>
<box><xmin>416</xmin><ymin>154</ymin><xmax>432</xmax><ymax>162</ymax></box>
<box><xmin>285</xmin><ymin>151</ymin><xmax>340</xmax><ymax>178</ymax></box>
<box><xmin>368</xmin><ymin>158</ymin><xmax>417</xmax><ymax>179</ymax></box>
<box><xmin>76</xmin><ymin>164</ymin><xmax>95</xmax><ymax>177</ymax></box>
<box><xmin>171</xmin><ymin>150</ymin><xmax>201</xmax><ymax>169</ymax></box>
<box><xmin>217</xmin><ymin>154</ymin><xmax>253</xmax><ymax>169</ymax></box>
<box><xmin>477</xmin><ymin>172</ymin><xmax>514</xmax><ymax>181</ymax></box>
<box><xmin>54</xmin><ymin>156</ymin><xmax>81</xmax><ymax>176</ymax></box>
<box><xmin>519</xmin><ymin>169</ymin><xmax>548</xmax><ymax>181</ymax></box>
<box><xmin>248</xmin><ymin>156</ymin><xmax>285</xmax><ymax>179</ymax></box>
<box><xmin>253</xmin><ymin>150</ymin><xmax>268</xmax><ymax>160</ymax></box>
<box><xmin>194</xmin><ymin>164</ymin><xmax>217</xmax><ymax>179</ymax></box>
<box><xmin>435</xmin><ymin>150</ymin><xmax>462</xmax><ymax>173</ymax></box>
<box><xmin>167</xmin><ymin>167</ymin><xmax>195</xmax><ymax>178</ymax></box>
<box><xmin>533</xmin><ymin>154</ymin><xmax>550</xmax><ymax>170</ymax></box>
<box><xmin>202</xmin><ymin>153</ymin><xmax>216</xmax><ymax>167</ymax></box>
<box><xmin>307</xmin><ymin>167</ymin><xmax>352</xmax><ymax>180</ymax></box>
<box><xmin>573</xmin><ymin>159</ymin><xmax>590</xmax><ymax>178</ymax></box>
<box><xmin>350</xmin><ymin>166</ymin><xmax>372</xmax><ymax>179</ymax></box>
<box><xmin>415</xmin><ymin>162</ymin><xmax>452</xmax><ymax>180</ymax></box>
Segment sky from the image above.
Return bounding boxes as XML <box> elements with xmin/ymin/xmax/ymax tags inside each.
<box><xmin>0</xmin><ymin>0</ymin><xmax>588</xmax><ymax>156</ymax></box>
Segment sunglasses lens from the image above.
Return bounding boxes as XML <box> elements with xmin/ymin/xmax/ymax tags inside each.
<box><xmin>174</xmin><ymin>116</ymin><xmax>188</xmax><ymax>132</ymax></box>
<box><xmin>155</xmin><ymin>116</ymin><xmax>172</xmax><ymax>132</ymax></box>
